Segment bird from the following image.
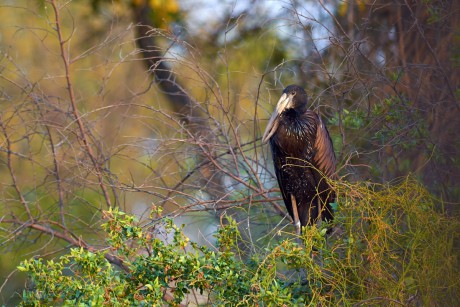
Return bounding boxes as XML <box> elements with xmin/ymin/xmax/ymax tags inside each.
<box><xmin>263</xmin><ymin>85</ymin><xmax>337</xmax><ymax>234</ymax></box>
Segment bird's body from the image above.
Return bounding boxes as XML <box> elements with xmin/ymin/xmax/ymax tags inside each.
<box><xmin>263</xmin><ymin>85</ymin><xmax>336</xmax><ymax>228</ymax></box>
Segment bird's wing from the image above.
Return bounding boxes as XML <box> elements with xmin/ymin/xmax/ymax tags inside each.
<box><xmin>270</xmin><ymin>141</ymin><xmax>295</xmax><ymax>219</ymax></box>
<box><xmin>312</xmin><ymin>114</ymin><xmax>337</xmax><ymax>178</ymax></box>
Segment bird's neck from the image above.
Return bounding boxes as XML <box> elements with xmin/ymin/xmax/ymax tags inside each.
<box><xmin>283</xmin><ymin>108</ymin><xmax>301</xmax><ymax>119</ymax></box>
<box><xmin>271</xmin><ymin>109</ymin><xmax>318</xmax><ymax>159</ymax></box>
<box><xmin>282</xmin><ymin>108</ymin><xmax>308</xmax><ymax>125</ymax></box>
<box><xmin>280</xmin><ymin>109</ymin><xmax>316</xmax><ymax>139</ymax></box>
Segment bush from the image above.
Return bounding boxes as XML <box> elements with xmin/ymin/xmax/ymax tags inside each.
<box><xmin>18</xmin><ymin>177</ymin><xmax>459</xmax><ymax>306</ymax></box>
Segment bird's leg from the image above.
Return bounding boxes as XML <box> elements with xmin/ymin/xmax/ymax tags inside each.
<box><xmin>316</xmin><ymin>198</ymin><xmax>322</xmax><ymax>229</ymax></box>
<box><xmin>291</xmin><ymin>194</ymin><xmax>301</xmax><ymax>236</ymax></box>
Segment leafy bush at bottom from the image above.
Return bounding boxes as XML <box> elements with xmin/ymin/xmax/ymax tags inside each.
<box><xmin>18</xmin><ymin>177</ymin><xmax>459</xmax><ymax>306</ymax></box>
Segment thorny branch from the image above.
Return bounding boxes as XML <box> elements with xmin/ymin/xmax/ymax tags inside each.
<box><xmin>49</xmin><ymin>0</ymin><xmax>114</xmax><ymax>208</ymax></box>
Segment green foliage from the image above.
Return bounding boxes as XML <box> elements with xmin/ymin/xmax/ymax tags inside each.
<box><xmin>19</xmin><ymin>248</ymin><xmax>120</xmax><ymax>306</ymax></box>
<box><xmin>334</xmin><ymin>177</ymin><xmax>460</xmax><ymax>305</ymax></box>
<box><xmin>422</xmin><ymin>0</ymin><xmax>445</xmax><ymax>24</ymax></box>
<box><xmin>18</xmin><ymin>179</ymin><xmax>459</xmax><ymax>306</ymax></box>
<box><xmin>330</xmin><ymin>108</ymin><xmax>367</xmax><ymax>130</ymax></box>
<box><xmin>372</xmin><ymin>96</ymin><xmax>428</xmax><ymax>149</ymax></box>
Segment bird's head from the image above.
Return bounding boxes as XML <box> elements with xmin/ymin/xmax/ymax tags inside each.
<box><xmin>262</xmin><ymin>85</ymin><xmax>308</xmax><ymax>143</ymax></box>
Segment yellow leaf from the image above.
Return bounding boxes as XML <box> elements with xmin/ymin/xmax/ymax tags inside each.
<box><xmin>132</xmin><ymin>0</ymin><xmax>145</xmax><ymax>7</ymax></box>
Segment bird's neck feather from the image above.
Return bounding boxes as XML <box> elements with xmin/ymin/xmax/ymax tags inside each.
<box><xmin>278</xmin><ymin>109</ymin><xmax>316</xmax><ymax>141</ymax></box>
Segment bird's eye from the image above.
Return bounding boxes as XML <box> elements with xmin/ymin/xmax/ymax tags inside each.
<box><xmin>291</xmin><ymin>91</ymin><xmax>296</xmax><ymax>96</ymax></box>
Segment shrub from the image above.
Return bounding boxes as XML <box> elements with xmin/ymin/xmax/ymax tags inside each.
<box><xmin>18</xmin><ymin>177</ymin><xmax>459</xmax><ymax>306</ymax></box>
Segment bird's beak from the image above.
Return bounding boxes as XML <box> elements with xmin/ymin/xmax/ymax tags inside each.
<box><xmin>262</xmin><ymin>93</ymin><xmax>292</xmax><ymax>143</ymax></box>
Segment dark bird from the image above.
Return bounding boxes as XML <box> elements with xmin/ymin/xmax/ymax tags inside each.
<box><xmin>263</xmin><ymin>85</ymin><xmax>336</xmax><ymax>233</ymax></box>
